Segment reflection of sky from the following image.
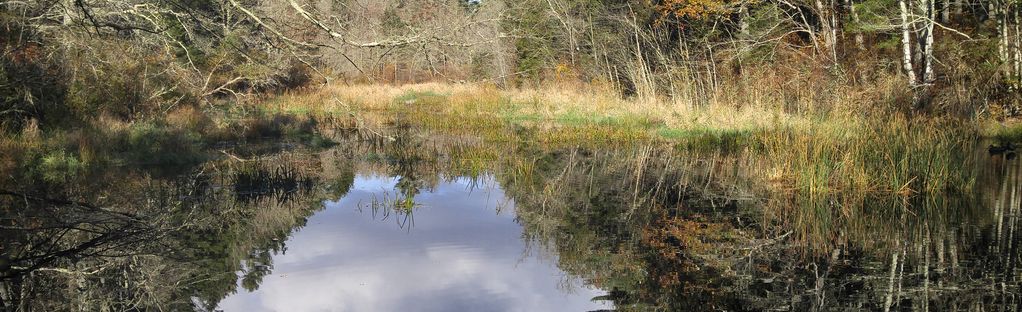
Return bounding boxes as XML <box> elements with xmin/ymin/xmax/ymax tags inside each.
<box><xmin>218</xmin><ymin>175</ymin><xmax>612</xmax><ymax>312</ymax></box>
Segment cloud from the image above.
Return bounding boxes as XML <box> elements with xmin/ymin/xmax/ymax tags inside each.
<box><xmin>218</xmin><ymin>176</ymin><xmax>611</xmax><ymax>312</ymax></box>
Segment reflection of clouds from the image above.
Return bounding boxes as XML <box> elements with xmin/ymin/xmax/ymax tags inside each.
<box><xmin>218</xmin><ymin>175</ymin><xmax>611</xmax><ymax>312</ymax></box>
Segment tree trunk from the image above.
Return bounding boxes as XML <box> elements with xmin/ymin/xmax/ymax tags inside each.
<box><xmin>901</xmin><ymin>0</ymin><xmax>918</xmax><ymax>86</ymax></box>
<box><xmin>545</xmin><ymin>0</ymin><xmax>577</xmax><ymax>66</ymax></box>
<box><xmin>850</xmin><ymin>0</ymin><xmax>865</xmax><ymax>50</ymax></box>
<box><xmin>830</xmin><ymin>0</ymin><xmax>839</xmax><ymax>60</ymax></box>
<box><xmin>923</xmin><ymin>0</ymin><xmax>936</xmax><ymax>83</ymax></box>
<box><xmin>941</xmin><ymin>0</ymin><xmax>950</xmax><ymax>22</ymax></box>
<box><xmin>739</xmin><ymin>5</ymin><xmax>750</xmax><ymax>38</ymax></box>
<box><xmin>815</xmin><ymin>0</ymin><xmax>837</xmax><ymax>62</ymax></box>
<box><xmin>1015</xmin><ymin>8</ymin><xmax>1021</xmax><ymax>84</ymax></box>
<box><xmin>884</xmin><ymin>241</ymin><xmax>900</xmax><ymax>312</ymax></box>
<box><xmin>1000</xmin><ymin>2</ymin><xmax>1009</xmax><ymax>72</ymax></box>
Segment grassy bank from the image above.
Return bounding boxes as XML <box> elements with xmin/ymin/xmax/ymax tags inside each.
<box><xmin>261</xmin><ymin>80</ymin><xmax>987</xmax><ymax>254</ymax></box>
<box><xmin>266</xmin><ymin>81</ymin><xmax>981</xmax><ymax>198</ymax></box>
<box><xmin>0</xmin><ymin>106</ymin><xmax>337</xmax><ymax>185</ymax></box>
<box><xmin>0</xmin><ymin>79</ymin><xmax>990</xmax><ymax>207</ymax></box>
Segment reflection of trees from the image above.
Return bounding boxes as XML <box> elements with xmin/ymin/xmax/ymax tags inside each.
<box><xmin>501</xmin><ymin>144</ymin><xmax>1022</xmax><ymax>311</ymax></box>
<box><xmin>500</xmin><ymin>146</ymin><xmax>761</xmax><ymax>311</ymax></box>
<box><xmin>0</xmin><ymin>149</ymin><xmax>356</xmax><ymax>311</ymax></box>
<box><xmin>0</xmin><ymin>191</ymin><xmax>172</xmax><ymax>310</ymax></box>
<box><xmin>4</xmin><ymin>131</ymin><xmax>1022</xmax><ymax>311</ymax></box>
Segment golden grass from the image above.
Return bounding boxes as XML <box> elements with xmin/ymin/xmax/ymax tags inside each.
<box><xmin>266</xmin><ymin>81</ymin><xmax>816</xmax><ymax>137</ymax></box>
<box><xmin>262</xmin><ymin>78</ymin><xmax>980</xmax><ymax>209</ymax></box>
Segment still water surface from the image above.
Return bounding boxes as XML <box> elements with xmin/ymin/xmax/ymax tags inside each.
<box><xmin>218</xmin><ymin>176</ymin><xmax>612</xmax><ymax>311</ymax></box>
<box><xmin>3</xmin><ymin>134</ymin><xmax>1022</xmax><ymax>311</ymax></box>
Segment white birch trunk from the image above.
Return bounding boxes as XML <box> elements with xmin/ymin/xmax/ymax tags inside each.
<box><xmin>1010</xmin><ymin>5</ymin><xmax>1021</xmax><ymax>84</ymax></box>
<box><xmin>901</xmin><ymin>0</ymin><xmax>918</xmax><ymax>86</ymax></box>
<box><xmin>883</xmin><ymin>245</ymin><xmax>900</xmax><ymax>312</ymax></box>
<box><xmin>1009</xmin><ymin>9</ymin><xmax>1017</xmax><ymax>80</ymax></box>
<box><xmin>815</xmin><ymin>0</ymin><xmax>836</xmax><ymax>62</ymax></box>
<box><xmin>923</xmin><ymin>0</ymin><xmax>936</xmax><ymax>83</ymax></box>
<box><xmin>1000</xmin><ymin>3</ymin><xmax>1010</xmax><ymax>70</ymax></box>
<box><xmin>63</xmin><ymin>0</ymin><xmax>79</xmax><ymax>26</ymax></box>
<box><xmin>830</xmin><ymin>0</ymin><xmax>839</xmax><ymax>61</ymax></box>
<box><xmin>941</xmin><ymin>0</ymin><xmax>950</xmax><ymax>22</ymax></box>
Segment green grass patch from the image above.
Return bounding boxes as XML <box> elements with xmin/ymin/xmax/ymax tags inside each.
<box><xmin>555</xmin><ymin>111</ymin><xmax>594</xmax><ymax>126</ymax></box>
<box><xmin>593</xmin><ymin>115</ymin><xmax>660</xmax><ymax>129</ymax></box>
<box><xmin>658</xmin><ymin>127</ymin><xmax>761</xmax><ymax>152</ymax></box>
<box><xmin>984</xmin><ymin>122</ymin><xmax>1022</xmax><ymax>143</ymax></box>
<box><xmin>38</xmin><ymin>150</ymin><xmax>86</xmax><ymax>183</ymax></box>
<box><xmin>553</xmin><ymin>111</ymin><xmax>660</xmax><ymax>129</ymax></box>
<box><xmin>498</xmin><ymin>104</ymin><xmax>542</xmax><ymax>125</ymax></box>
<box><xmin>394</xmin><ymin>90</ymin><xmax>447</xmax><ymax>107</ymax></box>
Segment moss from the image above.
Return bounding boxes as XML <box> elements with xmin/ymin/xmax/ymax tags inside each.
<box><xmin>504</xmin><ymin>111</ymin><xmax>543</xmax><ymax>124</ymax></box>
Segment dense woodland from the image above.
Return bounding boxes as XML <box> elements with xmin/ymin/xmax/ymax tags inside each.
<box><xmin>1</xmin><ymin>0</ymin><xmax>1020</xmax><ymax>131</ymax></box>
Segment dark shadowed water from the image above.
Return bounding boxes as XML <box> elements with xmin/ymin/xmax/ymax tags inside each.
<box><xmin>3</xmin><ymin>133</ymin><xmax>1022</xmax><ymax>311</ymax></box>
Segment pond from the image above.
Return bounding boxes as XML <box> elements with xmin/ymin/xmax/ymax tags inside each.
<box><xmin>1</xmin><ymin>129</ymin><xmax>1021</xmax><ymax>311</ymax></box>
<box><xmin>217</xmin><ymin>175</ymin><xmax>611</xmax><ymax>311</ymax></box>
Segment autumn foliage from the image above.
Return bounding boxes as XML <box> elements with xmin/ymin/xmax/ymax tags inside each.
<box><xmin>653</xmin><ymin>0</ymin><xmax>732</xmax><ymax>26</ymax></box>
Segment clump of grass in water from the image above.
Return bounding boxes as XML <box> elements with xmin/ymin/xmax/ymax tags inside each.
<box><xmin>274</xmin><ymin>82</ymin><xmax>978</xmax><ymax>196</ymax></box>
<box><xmin>233</xmin><ymin>163</ymin><xmax>316</xmax><ymax>204</ymax></box>
<box><xmin>763</xmin><ymin>116</ymin><xmax>975</xmax><ymax>196</ymax></box>
<box><xmin>37</xmin><ymin>150</ymin><xmax>86</xmax><ymax>183</ymax></box>
<box><xmin>358</xmin><ymin>191</ymin><xmax>419</xmax><ymax>229</ymax></box>
<box><xmin>760</xmin><ymin>116</ymin><xmax>978</xmax><ymax>252</ymax></box>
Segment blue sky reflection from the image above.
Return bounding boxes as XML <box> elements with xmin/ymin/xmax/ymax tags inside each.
<box><xmin>218</xmin><ymin>175</ymin><xmax>612</xmax><ymax>312</ymax></box>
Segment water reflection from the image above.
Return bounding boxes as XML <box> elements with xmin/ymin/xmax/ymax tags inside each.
<box><xmin>219</xmin><ymin>176</ymin><xmax>610</xmax><ymax>311</ymax></box>
<box><xmin>0</xmin><ymin>149</ymin><xmax>345</xmax><ymax>311</ymax></box>
<box><xmin>2</xmin><ymin>130</ymin><xmax>1022</xmax><ymax>311</ymax></box>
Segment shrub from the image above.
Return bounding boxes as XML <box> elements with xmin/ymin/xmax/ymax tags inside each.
<box><xmin>38</xmin><ymin>150</ymin><xmax>84</xmax><ymax>183</ymax></box>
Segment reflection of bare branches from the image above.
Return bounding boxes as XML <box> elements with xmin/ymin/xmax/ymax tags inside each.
<box><xmin>0</xmin><ymin>190</ymin><xmax>157</xmax><ymax>280</ymax></box>
<box><xmin>0</xmin><ymin>189</ymin><xmax>142</xmax><ymax>222</ymax></box>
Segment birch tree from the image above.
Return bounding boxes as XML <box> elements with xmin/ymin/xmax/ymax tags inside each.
<box><xmin>996</xmin><ymin>0</ymin><xmax>1021</xmax><ymax>88</ymax></box>
<box><xmin>900</xmin><ymin>0</ymin><xmax>918</xmax><ymax>86</ymax></box>
<box><xmin>898</xmin><ymin>0</ymin><xmax>937</xmax><ymax>88</ymax></box>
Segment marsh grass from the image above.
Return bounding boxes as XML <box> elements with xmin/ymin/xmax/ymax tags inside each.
<box><xmin>982</xmin><ymin>120</ymin><xmax>1022</xmax><ymax>143</ymax></box>
<box><xmin>232</xmin><ymin>162</ymin><xmax>316</xmax><ymax>204</ymax></box>
<box><xmin>0</xmin><ymin>103</ymin><xmax>338</xmax><ymax>186</ymax></box>
<box><xmin>659</xmin><ymin>127</ymin><xmax>763</xmax><ymax>152</ymax></box>
<box><xmin>268</xmin><ymin>81</ymin><xmax>977</xmax><ymax>192</ymax></box>
<box><xmin>266</xmin><ymin>81</ymin><xmax>818</xmax><ymax>145</ymax></box>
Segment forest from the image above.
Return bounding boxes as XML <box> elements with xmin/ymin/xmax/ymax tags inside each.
<box><xmin>2</xmin><ymin>0</ymin><xmax>1020</xmax><ymax>125</ymax></box>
